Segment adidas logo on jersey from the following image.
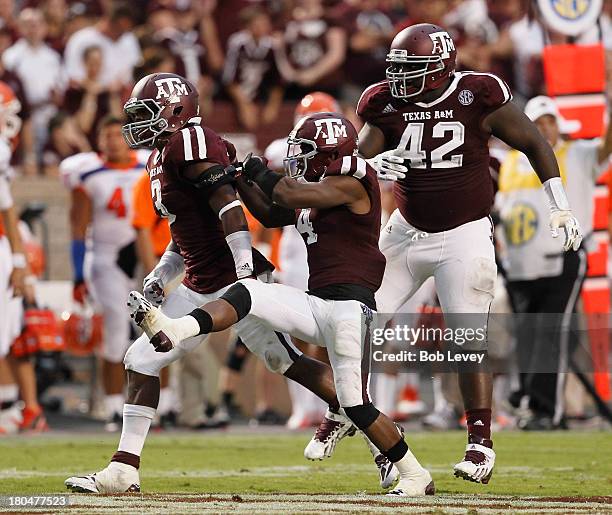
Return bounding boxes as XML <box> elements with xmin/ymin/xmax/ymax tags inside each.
<box><xmin>474</xmin><ymin>420</ymin><xmax>484</xmax><ymax>426</ymax></box>
<box><xmin>382</xmin><ymin>104</ymin><xmax>397</xmax><ymax>114</ymax></box>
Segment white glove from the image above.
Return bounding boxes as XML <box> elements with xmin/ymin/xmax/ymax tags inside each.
<box><xmin>369</xmin><ymin>150</ymin><xmax>410</xmax><ymax>181</ymax></box>
<box><xmin>143</xmin><ymin>274</ymin><xmax>165</xmax><ymax>306</ymax></box>
<box><xmin>142</xmin><ymin>250</ymin><xmax>184</xmax><ymax>306</ymax></box>
<box><xmin>550</xmin><ymin>210</ymin><xmax>583</xmax><ymax>251</ymax></box>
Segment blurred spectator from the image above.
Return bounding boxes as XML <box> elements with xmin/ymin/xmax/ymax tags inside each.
<box><xmin>0</xmin><ymin>0</ymin><xmax>18</xmax><ymax>41</ymax></box>
<box><xmin>42</xmin><ymin>112</ymin><xmax>91</xmax><ymax>177</ymax></box>
<box><xmin>41</xmin><ymin>0</ymin><xmax>69</xmax><ymax>54</ymax></box>
<box><xmin>3</xmin><ymin>8</ymin><xmax>62</xmax><ymax>168</ymax></box>
<box><xmin>63</xmin><ymin>45</ymin><xmax>123</xmax><ymax>149</ymax></box>
<box><xmin>222</xmin><ymin>6</ymin><xmax>284</xmax><ymax>131</ymax></box>
<box><xmin>63</xmin><ymin>2</ymin><xmax>141</xmax><ymax>87</ymax></box>
<box><xmin>145</xmin><ymin>2</ymin><xmax>221</xmax><ymax>116</ymax></box>
<box><xmin>276</xmin><ymin>0</ymin><xmax>347</xmax><ymax>98</ymax></box>
<box><xmin>396</xmin><ymin>0</ymin><xmax>448</xmax><ymax>27</ymax></box>
<box><xmin>334</xmin><ymin>0</ymin><xmax>395</xmax><ymax>96</ymax></box>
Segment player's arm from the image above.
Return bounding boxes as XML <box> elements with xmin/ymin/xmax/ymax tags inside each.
<box><xmin>1</xmin><ymin>204</ymin><xmax>32</xmax><ymax>301</ymax></box>
<box><xmin>183</xmin><ymin>161</ymin><xmax>255</xmax><ymax>279</ymax></box>
<box><xmin>142</xmin><ymin>239</ymin><xmax>183</xmax><ymax>306</ymax></box>
<box><xmin>69</xmin><ymin>187</ymin><xmax>92</xmax><ymax>302</ymax></box>
<box><xmin>484</xmin><ymin>102</ymin><xmax>582</xmax><ymax>251</ymax></box>
<box><xmin>358</xmin><ymin>122</ymin><xmax>407</xmax><ymax>181</ymax></box>
<box><xmin>235</xmin><ymin>177</ymin><xmax>296</xmax><ymax>228</ymax></box>
<box><xmin>241</xmin><ymin>157</ymin><xmax>368</xmax><ymax>211</ymax></box>
<box><xmin>597</xmin><ymin>118</ymin><xmax>612</xmax><ymax>165</ymax></box>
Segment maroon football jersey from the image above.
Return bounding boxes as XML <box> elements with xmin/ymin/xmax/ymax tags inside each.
<box><xmin>296</xmin><ymin>156</ymin><xmax>386</xmax><ymax>296</ymax></box>
<box><xmin>357</xmin><ymin>71</ymin><xmax>512</xmax><ymax>232</ymax></box>
<box><xmin>147</xmin><ymin>121</ymin><xmax>237</xmax><ymax>294</ymax></box>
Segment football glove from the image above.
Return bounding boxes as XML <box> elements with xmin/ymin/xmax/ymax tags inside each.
<box><xmin>142</xmin><ymin>250</ymin><xmax>184</xmax><ymax>306</ymax></box>
<box><xmin>368</xmin><ymin>150</ymin><xmax>410</xmax><ymax>181</ymax></box>
<box><xmin>550</xmin><ymin>210</ymin><xmax>583</xmax><ymax>251</ymax></box>
<box><xmin>142</xmin><ymin>275</ymin><xmax>165</xmax><ymax>306</ymax></box>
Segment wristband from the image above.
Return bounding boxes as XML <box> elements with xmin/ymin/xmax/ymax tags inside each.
<box><xmin>543</xmin><ymin>177</ymin><xmax>570</xmax><ymax>211</ymax></box>
<box><xmin>12</xmin><ymin>253</ymin><xmax>26</xmax><ymax>269</ymax></box>
<box><xmin>71</xmin><ymin>240</ymin><xmax>86</xmax><ymax>282</ymax></box>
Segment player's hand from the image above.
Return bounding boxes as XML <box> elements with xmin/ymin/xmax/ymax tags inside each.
<box><xmin>550</xmin><ymin>210</ymin><xmax>582</xmax><ymax>251</ymax></box>
<box><xmin>9</xmin><ymin>267</ymin><xmax>27</xmax><ymax>298</ymax></box>
<box><xmin>240</xmin><ymin>154</ymin><xmax>270</xmax><ymax>181</ymax></box>
<box><xmin>73</xmin><ymin>279</ymin><xmax>88</xmax><ymax>304</ymax></box>
<box><xmin>369</xmin><ymin>150</ymin><xmax>410</xmax><ymax>181</ymax></box>
<box><xmin>143</xmin><ymin>275</ymin><xmax>165</xmax><ymax>306</ymax></box>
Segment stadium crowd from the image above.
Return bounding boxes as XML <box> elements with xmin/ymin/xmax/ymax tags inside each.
<box><xmin>0</xmin><ymin>0</ymin><xmax>611</xmax><ymax>438</ymax></box>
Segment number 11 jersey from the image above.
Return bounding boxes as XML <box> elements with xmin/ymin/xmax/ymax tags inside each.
<box><xmin>357</xmin><ymin>71</ymin><xmax>511</xmax><ymax>232</ymax></box>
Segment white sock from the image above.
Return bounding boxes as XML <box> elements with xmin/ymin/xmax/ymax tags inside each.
<box><xmin>394</xmin><ymin>446</ymin><xmax>426</xmax><ymax>478</ymax></box>
<box><xmin>177</xmin><ymin>315</ymin><xmax>202</xmax><ymax>341</ymax></box>
<box><xmin>117</xmin><ymin>404</ymin><xmax>156</xmax><ymax>457</ymax></box>
<box><xmin>287</xmin><ymin>381</ymin><xmax>308</xmax><ymax>420</ymax></box>
<box><xmin>0</xmin><ymin>384</ymin><xmax>18</xmax><ymax>404</ymax></box>
<box><xmin>157</xmin><ymin>388</ymin><xmax>172</xmax><ymax>416</ymax></box>
<box><xmin>105</xmin><ymin>394</ymin><xmax>124</xmax><ymax>416</ymax></box>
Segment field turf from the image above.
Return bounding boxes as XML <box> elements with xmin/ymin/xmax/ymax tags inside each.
<box><xmin>0</xmin><ymin>429</ymin><xmax>610</xmax><ymax>513</ymax></box>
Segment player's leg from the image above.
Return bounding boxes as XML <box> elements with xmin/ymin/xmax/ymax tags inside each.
<box><xmin>433</xmin><ymin>217</ymin><xmax>497</xmax><ymax>484</ymax></box>
<box><xmin>88</xmin><ymin>263</ymin><xmax>132</xmax><ymax>430</ymax></box>
<box><xmin>216</xmin><ymin>337</ymin><xmax>249</xmax><ymax>423</ymax></box>
<box><xmin>65</xmin><ymin>284</ymin><xmax>205</xmax><ymax>494</ymax></box>
<box><xmin>321</xmin><ymin>298</ymin><xmax>433</xmax><ymax>496</ymax></box>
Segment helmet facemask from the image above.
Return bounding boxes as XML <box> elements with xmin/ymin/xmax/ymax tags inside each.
<box><xmin>284</xmin><ymin>137</ymin><xmax>317</xmax><ymax>179</ymax></box>
<box><xmin>386</xmin><ymin>49</ymin><xmax>445</xmax><ymax>99</ymax></box>
<box><xmin>122</xmin><ymin>98</ymin><xmax>169</xmax><ymax>148</ymax></box>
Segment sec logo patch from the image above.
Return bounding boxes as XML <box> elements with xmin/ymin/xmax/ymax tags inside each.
<box><xmin>458</xmin><ymin>90</ymin><xmax>474</xmax><ymax>106</ymax></box>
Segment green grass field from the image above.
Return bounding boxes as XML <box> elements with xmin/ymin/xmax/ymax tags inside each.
<box><xmin>0</xmin><ymin>430</ymin><xmax>611</xmax><ymax>513</ymax></box>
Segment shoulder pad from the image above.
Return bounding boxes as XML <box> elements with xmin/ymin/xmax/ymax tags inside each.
<box><xmin>356</xmin><ymin>81</ymin><xmax>391</xmax><ymax>121</ymax></box>
<box><xmin>165</xmin><ymin>124</ymin><xmax>231</xmax><ymax>168</ymax></box>
<box><xmin>59</xmin><ymin>152</ymin><xmax>102</xmax><ymax>189</ymax></box>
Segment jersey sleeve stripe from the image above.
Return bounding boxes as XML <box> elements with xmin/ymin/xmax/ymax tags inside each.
<box><xmin>181</xmin><ymin>128</ymin><xmax>193</xmax><ymax>161</ymax></box>
<box><xmin>193</xmin><ymin>126</ymin><xmax>207</xmax><ymax>160</ymax></box>
<box><xmin>356</xmin><ymin>80</ymin><xmax>386</xmax><ymax>116</ymax></box>
<box><xmin>467</xmin><ymin>71</ymin><xmax>512</xmax><ymax>103</ymax></box>
<box><xmin>340</xmin><ymin>156</ymin><xmax>353</xmax><ymax>175</ymax></box>
<box><xmin>354</xmin><ymin>157</ymin><xmax>367</xmax><ymax>179</ymax></box>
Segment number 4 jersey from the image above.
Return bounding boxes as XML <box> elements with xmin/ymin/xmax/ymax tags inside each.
<box><xmin>296</xmin><ymin>156</ymin><xmax>386</xmax><ymax>308</ymax></box>
<box><xmin>61</xmin><ymin>151</ymin><xmax>147</xmax><ymax>257</ymax></box>
<box><xmin>357</xmin><ymin>71</ymin><xmax>512</xmax><ymax>233</ymax></box>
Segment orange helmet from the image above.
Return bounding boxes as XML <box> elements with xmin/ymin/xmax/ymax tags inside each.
<box><xmin>294</xmin><ymin>92</ymin><xmax>340</xmax><ymax>123</ymax></box>
<box><xmin>11</xmin><ymin>309</ymin><xmax>65</xmax><ymax>358</ymax></box>
<box><xmin>0</xmin><ymin>81</ymin><xmax>21</xmax><ymax>144</ymax></box>
<box><xmin>61</xmin><ymin>308</ymin><xmax>103</xmax><ymax>356</ymax></box>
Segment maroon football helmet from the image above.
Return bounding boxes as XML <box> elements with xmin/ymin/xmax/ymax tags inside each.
<box><xmin>284</xmin><ymin>112</ymin><xmax>358</xmax><ymax>180</ymax></box>
<box><xmin>122</xmin><ymin>73</ymin><xmax>199</xmax><ymax>148</ymax></box>
<box><xmin>386</xmin><ymin>24</ymin><xmax>457</xmax><ymax>99</ymax></box>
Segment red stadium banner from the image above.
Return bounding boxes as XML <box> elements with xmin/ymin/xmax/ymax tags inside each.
<box><xmin>543</xmin><ymin>44</ymin><xmax>607</xmax><ymax>139</ymax></box>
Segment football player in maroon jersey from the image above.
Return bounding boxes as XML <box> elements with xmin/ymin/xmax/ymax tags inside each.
<box><xmin>128</xmin><ymin>113</ymin><xmax>436</xmax><ymax>497</ymax></box>
<box><xmin>64</xmin><ymin>75</ymin><xmax>377</xmax><ymax>494</ymax></box>
<box><xmin>358</xmin><ymin>24</ymin><xmax>583</xmax><ymax>484</ymax></box>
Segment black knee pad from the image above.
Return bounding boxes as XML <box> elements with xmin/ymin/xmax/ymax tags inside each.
<box><xmin>220</xmin><ymin>283</ymin><xmax>252</xmax><ymax>320</ymax></box>
<box><xmin>226</xmin><ymin>338</ymin><xmax>248</xmax><ymax>371</ymax></box>
<box><xmin>344</xmin><ymin>402</ymin><xmax>380</xmax><ymax>431</ymax></box>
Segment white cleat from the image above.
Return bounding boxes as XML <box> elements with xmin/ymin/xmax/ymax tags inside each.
<box><xmin>387</xmin><ymin>468</ymin><xmax>435</xmax><ymax>496</ymax></box>
<box><xmin>127</xmin><ymin>291</ymin><xmax>180</xmax><ymax>352</ymax></box>
<box><xmin>375</xmin><ymin>453</ymin><xmax>400</xmax><ymax>489</ymax></box>
<box><xmin>65</xmin><ymin>462</ymin><xmax>140</xmax><ymax>493</ymax></box>
<box><xmin>304</xmin><ymin>409</ymin><xmax>356</xmax><ymax>460</ymax></box>
<box><xmin>453</xmin><ymin>443</ymin><xmax>496</xmax><ymax>484</ymax></box>
<box><xmin>362</xmin><ymin>432</ymin><xmax>400</xmax><ymax>489</ymax></box>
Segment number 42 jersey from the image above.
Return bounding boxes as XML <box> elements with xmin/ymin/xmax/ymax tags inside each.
<box><xmin>357</xmin><ymin>71</ymin><xmax>512</xmax><ymax>233</ymax></box>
